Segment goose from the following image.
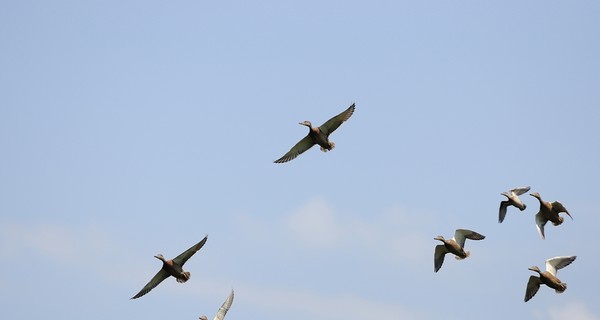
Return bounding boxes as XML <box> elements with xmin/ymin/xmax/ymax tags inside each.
<box><xmin>530</xmin><ymin>192</ymin><xmax>573</xmax><ymax>239</ymax></box>
<box><xmin>525</xmin><ymin>256</ymin><xmax>577</xmax><ymax>302</ymax></box>
<box><xmin>434</xmin><ymin>229</ymin><xmax>485</xmax><ymax>272</ymax></box>
<box><xmin>274</xmin><ymin>103</ymin><xmax>355</xmax><ymax>163</ymax></box>
<box><xmin>131</xmin><ymin>235</ymin><xmax>208</xmax><ymax>299</ymax></box>
<box><xmin>499</xmin><ymin>186</ymin><xmax>530</xmax><ymax>223</ymax></box>
<box><xmin>199</xmin><ymin>290</ymin><xmax>234</xmax><ymax>320</ymax></box>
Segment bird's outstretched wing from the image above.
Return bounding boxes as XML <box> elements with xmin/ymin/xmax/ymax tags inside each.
<box><xmin>173</xmin><ymin>235</ymin><xmax>208</xmax><ymax>267</ymax></box>
<box><xmin>535</xmin><ymin>213</ymin><xmax>547</xmax><ymax>240</ymax></box>
<box><xmin>545</xmin><ymin>256</ymin><xmax>576</xmax><ymax>276</ymax></box>
<box><xmin>552</xmin><ymin>201</ymin><xmax>573</xmax><ymax>220</ymax></box>
<box><xmin>131</xmin><ymin>269</ymin><xmax>170</xmax><ymax>299</ymax></box>
<box><xmin>213</xmin><ymin>290</ymin><xmax>235</xmax><ymax>320</ymax></box>
<box><xmin>524</xmin><ymin>275</ymin><xmax>542</xmax><ymax>302</ymax></box>
<box><xmin>511</xmin><ymin>186</ymin><xmax>531</xmax><ymax>196</ymax></box>
<box><xmin>499</xmin><ymin>201</ymin><xmax>509</xmax><ymax>223</ymax></box>
<box><xmin>434</xmin><ymin>244</ymin><xmax>448</xmax><ymax>272</ymax></box>
<box><xmin>274</xmin><ymin>135</ymin><xmax>315</xmax><ymax>163</ymax></box>
<box><xmin>454</xmin><ymin>229</ymin><xmax>485</xmax><ymax>248</ymax></box>
<box><xmin>318</xmin><ymin>103</ymin><xmax>355</xmax><ymax>136</ymax></box>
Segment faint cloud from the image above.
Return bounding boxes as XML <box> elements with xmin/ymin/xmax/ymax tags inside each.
<box><xmin>186</xmin><ymin>280</ymin><xmax>425</xmax><ymax>320</ymax></box>
<box><xmin>0</xmin><ymin>221</ymin><xmax>131</xmax><ymax>282</ymax></box>
<box><xmin>0</xmin><ymin>222</ymin><xmax>77</xmax><ymax>258</ymax></box>
<box><xmin>285</xmin><ymin>197</ymin><xmax>342</xmax><ymax>247</ymax></box>
<box><xmin>547</xmin><ymin>301</ymin><xmax>600</xmax><ymax>320</ymax></box>
<box><xmin>231</xmin><ymin>197</ymin><xmax>433</xmax><ymax>269</ymax></box>
<box><xmin>245</xmin><ymin>285</ymin><xmax>424</xmax><ymax>319</ymax></box>
<box><xmin>282</xmin><ymin>197</ymin><xmax>432</xmax><ymax>264</ymax></box>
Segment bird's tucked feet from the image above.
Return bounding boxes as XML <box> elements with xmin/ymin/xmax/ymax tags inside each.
<box><xmin>320</xmin><ymin>141</ymin><xmax>336</xmax><ymax>152</ymax></box>
<box><xmin>454</xmin><ymin>251</ymin><xmax>470</xmax><ymax>260</ymax></box>
<box><xmin>177</xmin><ymin>271</ymin><xmax>191</xmax><ymax>283</ymax></box>
<box><xmin>329</xmin><ymin>141</ymin><xmax>335</xmax><ymax>150</ymax></box>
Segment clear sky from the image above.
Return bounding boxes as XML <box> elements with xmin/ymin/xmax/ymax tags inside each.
<box><xmin>1</xmin><ymin>1</ymin><xmax>599</xmax><ymax>319</ymax></box>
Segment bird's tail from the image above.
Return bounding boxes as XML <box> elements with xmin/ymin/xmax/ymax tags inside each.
<box><xmin>552</xmin><ymin>217</ymin><xmax>564</xmax><ymax>226</ymax></box>
<box><xmin>556</xmin><ymin>283</ymin><xmax>567</xmax><ymax>294</ymax></box>
<box><xmin>320</xmin><ymin>141</ymin><xmax>335</xmax><ymax>152</ymax></box>
<box><xmin>455</xmin><ymin>251</ymin><xmax>470</xmax><ymax>260</ymax></box>
<box><xmin>177</xmin><ymin>272</ymin><xmax>191</xmax><ymax>283</ymax></box>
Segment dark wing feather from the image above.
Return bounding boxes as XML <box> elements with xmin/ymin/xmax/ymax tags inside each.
<box><xmin>434</xmin><ymin>244</ymin><xmax>448</xmax><ymax>272</ymax></box>
<box><xmin>318</xmin><ymin>103</ymin><xmax>355</xmax><ymax>136</ymax></box>
<box><xmin>499</xmin><ymin>201</ymin><xmax>509</xmax><ymax>223</ymax></box>
<box><xmin>173</xmin><ymin>235</ymin><xmax>208</xmax><ymax>267</ymax></box>
<box><xmin>552</xmin><ymin>201</ymin><xmax>573</xmax><ymax>220</ymax></box>
<box><xmin>463</xmin><ymin>230</ymin><xmax>485</xmax><ymax>241</ymax></box>
<box><xmin>131</xmin><ymin>269</ymin><xmax>170</xmax><ymax>299</ymax></box>
<box><xmin>455</xmin><ymin>229</ymin><xmax>485</xmax><ymax>248</ymax></box>
<box><xmin>274</xmin><ymin>135</ymin><xmax>315</xmax><ymax>163</ymax></box>
<box><xmin>524</xmin><ymin>276</ymin><xmax>542</xmax><ymax>302</ymax></box>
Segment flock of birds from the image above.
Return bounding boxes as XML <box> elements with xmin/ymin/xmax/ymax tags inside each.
<box><xmin>434</xmin><ymin>185</ymin><xmax>576</xmax><ymax>302</ymax></box>
<box><xmin>129</xmin><ymin>103</ymin><xmax>576</xmax><ymax>318</ymax></box>
<box><xmin>499</xmin><ymin>187</ymin><xmax>575</xmax><ymax>302</ymax></box>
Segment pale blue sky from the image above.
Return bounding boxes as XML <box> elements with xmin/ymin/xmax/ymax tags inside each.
<box><xmin>1</xmin><ymin>1</ymin><xmax>599</xmax><ymax>319</ymax></box>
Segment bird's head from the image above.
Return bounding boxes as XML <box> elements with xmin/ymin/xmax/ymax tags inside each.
<box><xmin>299</xmin><ymin>120</ymin><xmax>312</xmax><ymax>128</ymax></box>
<box><xmin>199</xmin><ymin>316</ymin><xmax>208</xmax><ymax>320</ymax></box>
<box><xmin>528</xmin><ymin>266</ymin><xmax>541</xmax><ymax>273</ymax></box>
<box><xmin>529</xmin><ymin>192</ymin><xmax>541</xmax><ymax>199</ymax></box>
<box><xmin>154</xmin><ymin>254</ymin><xmax>165</xmax><ymax>261</ymax></box>
<box><xmin>433</xmin><ymin>235</ymin><xmax>445</xmax><ymax>242</ymax></box>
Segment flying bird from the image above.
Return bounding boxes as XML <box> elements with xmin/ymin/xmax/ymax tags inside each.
<box><xmin>525</xmin><ymin>256</ymin><xmax>577</xmax><ymax>302</ymax></box>
<box><xmin>131</xmin><ymin>235</ymin><xmax>208</xmax><ymax>299</ymax></box>
<box><xmin>433</xmin><ymin>229</ymin><xmax>485</xmax><ymax>272</ymax></box>
<box><xmin>199</xmin><ymin>289</ymin><xmax>235</xmax><ymax>320</ymax></box>
<box><xmin>499</xmin><ymin>186</ymin><xmax>530</xmax><ymax>223</ymax></box>
<box><xmin>274</xmin><ymin>103</ymin><xmax>355</xmax><ymax>163</ymax></box>
<box><xmin>530</xmin><ymin>192</ymin><xmax>573</xmax><ymax>239</ymax></box>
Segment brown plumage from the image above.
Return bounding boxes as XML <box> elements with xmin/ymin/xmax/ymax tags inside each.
<box><xmin>274</xmin><ymin>103</ymin><xmax>355</xmax><ymax>163</ymax></box>
<box><xmin>530</xmin><ymin>192</ymin><xmax>573</xmax><ymax>239</ymax></box>
<box><xmin>498</xmin><ymin>186</ymin><xmax>530</xmax><ymax>223</ymax></box>
<box><xmin>131</xmin><ymin>235</ymin><xmax>208</xmax><ymax>299</ymax></box>
<box><xmin>433</xmin><ymin>229</ymin><xmax>485</xmax><ymax>272</ymax></box>
<box><xmin>525</xmin><ymin>256</ymin><xmax>576</xmax><ymax>302</ymax></box>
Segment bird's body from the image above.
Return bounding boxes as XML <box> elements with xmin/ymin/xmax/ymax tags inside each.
<box><xmin>274</xmin><ymin>103</ymin><xmax>355</xmax><ymax>163</ymax></box>
<box><xmin>199</xmin><ymin>290</ymin><xmax>234</xmax><ymax>320</ymax></box>
<box><xmin>433</xmin><ymin>229</ymin><xmax>485</xmax><ymax>272</ymax></box>
<box><xmin>525</xmin><ymin>256</ymin><xmax>576</xmax><ymax>302</ymax></box>
<box><xmin>159</xmin><ymin>256</ymin><xmax>190</xmax><ymax>283</ymax></box>
<box><xmin>538</xmin><ymin>271</ymin><xmax>567</xmax><ymax>292</ymax></box>
<box><xmin>437</xmin><ymin>237</ymin><xmax>468</xmax><ymax>259</ymax></box>
<box><xmin>307</xmin><ymin>124</ymin><xmax>334</xmax><ymax>152</ymax></box>
<box><xmin>499</xmin><ymin>186</ymin><xmax>530</xmax><ymax>223</ymax></box>
<box><xmin>530</xmin><ymin>192</ymin><xmax>573</xmax><ymax>239</ymax></box>
<box><xmin>131</xmin><ymin>235</ymin><xmax>208</xmax><ymax>299</ymax></box>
